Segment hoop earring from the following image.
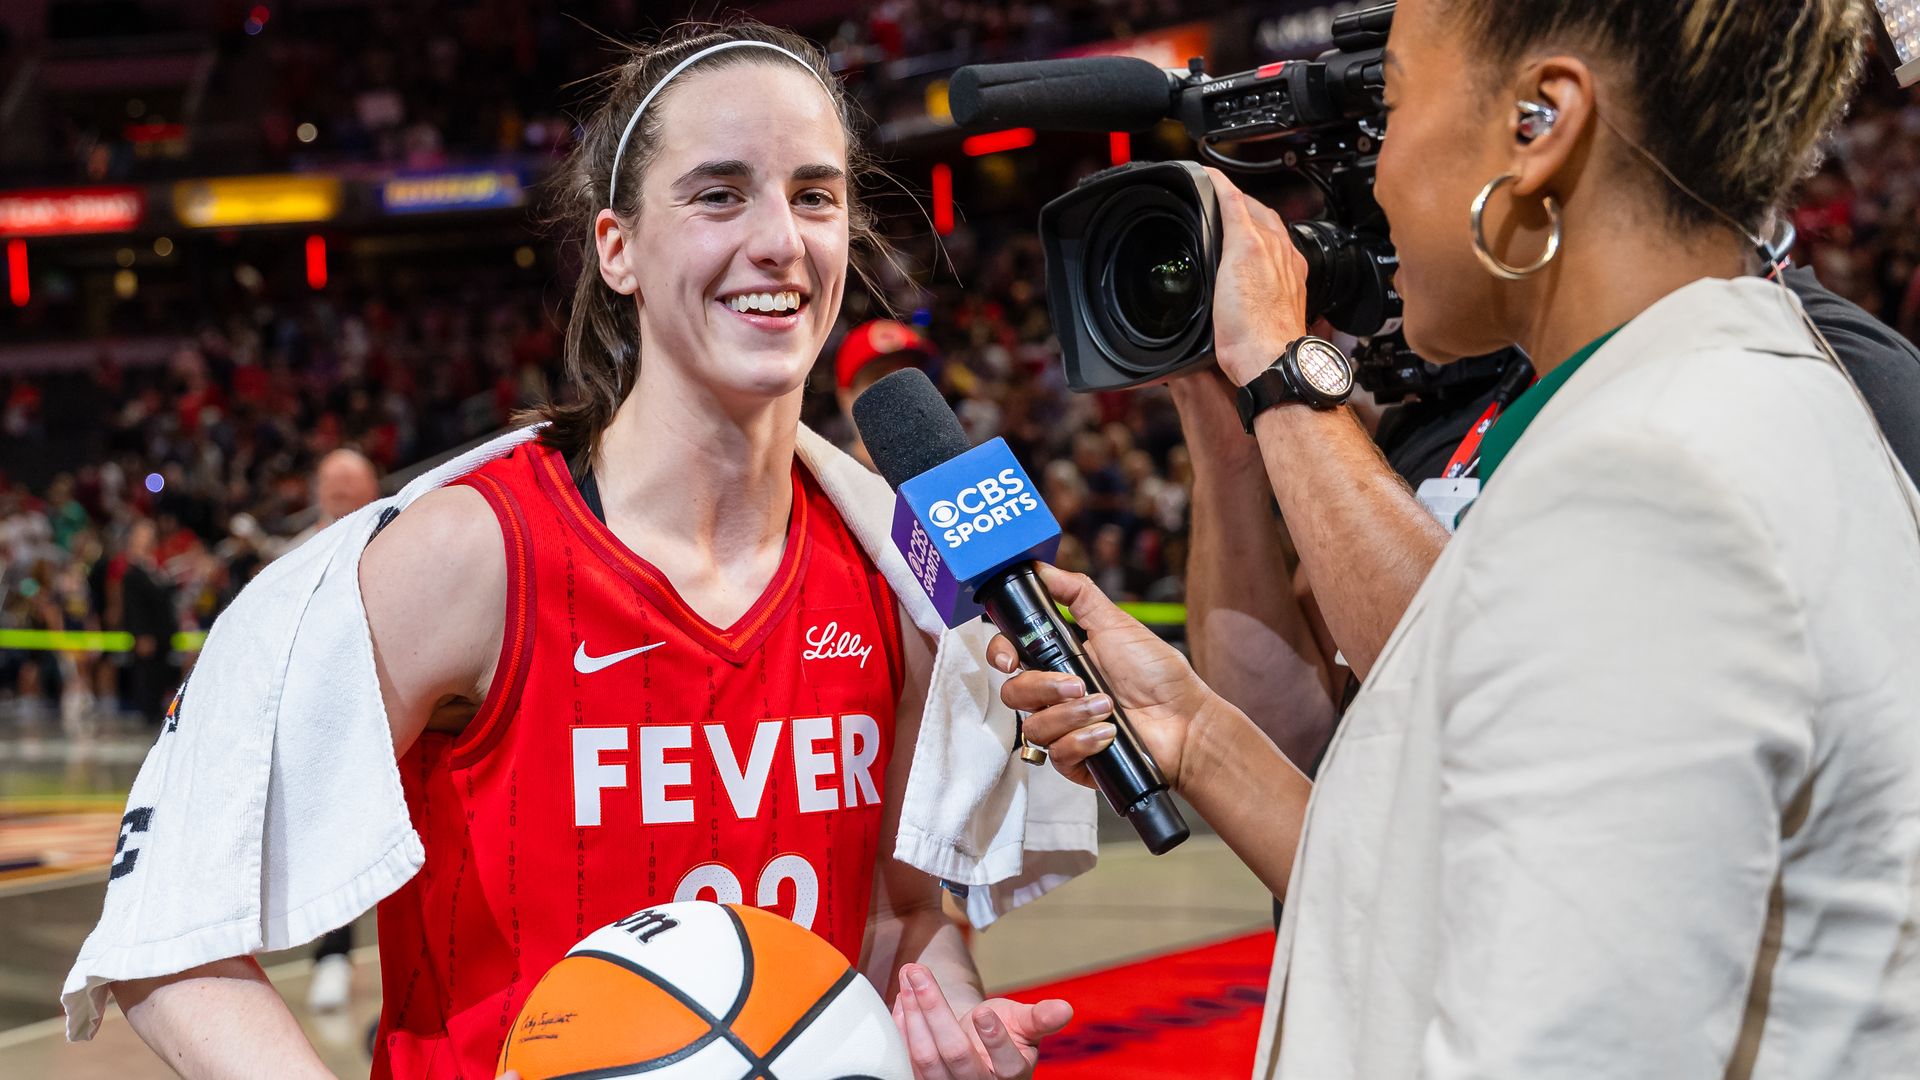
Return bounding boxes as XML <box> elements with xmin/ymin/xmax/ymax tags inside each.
<box><xmin>1470</xmin><ymin>174</ymin><xmax>1562</xmax><ymax>280</ymax></box>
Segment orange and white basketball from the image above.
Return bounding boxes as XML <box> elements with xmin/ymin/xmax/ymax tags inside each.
<box><xmin>498</xmin><ymin>901</ymin><xmax>911</xmax><ymax>1079</ymax></box>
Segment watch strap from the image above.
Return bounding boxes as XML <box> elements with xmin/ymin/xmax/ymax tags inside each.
<box><xmin>1237</xmin><ymin>364</ymin><xmax>1303</xmax><ymax>434</ymax></box>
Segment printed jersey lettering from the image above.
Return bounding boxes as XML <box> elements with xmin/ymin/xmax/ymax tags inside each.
<box><xmin>371</xmin><ymin>444</ymin><xmax>903</xmax><ymax>1080</ymax></box>
<box><xmin>673</xmin><ymin>852</ymin><xmax>821</xmax><ymax>930</ymax></box>
<box><xmin>804</xmin><ymin>620</ymin><xmax>874</xmax><ymax>668</ymax></box>
<box><xmin>571</xmin><ymin>715</ymin><xmax>885</xmax><ymax>827</ymax></box>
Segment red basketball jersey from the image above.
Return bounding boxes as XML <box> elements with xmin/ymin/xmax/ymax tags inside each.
<box><xmin>371</xmin><ymin>441</ymin><xmax>905</xmax><ymax>1079</ymax></box>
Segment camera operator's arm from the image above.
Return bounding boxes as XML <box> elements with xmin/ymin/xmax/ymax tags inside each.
<box><xmin>1202</xmin><ymin>169</ymin><xmax>1450</xmax><ymax>681</ymax></box>
<box><xmin>1168</xmin><ymin>370</ymin><xmax>1338</xmax><ymax>764</ymax></box>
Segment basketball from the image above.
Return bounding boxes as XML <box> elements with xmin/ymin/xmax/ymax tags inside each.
<box><xmin>498</xmin><ymin>901</ymin><xmax>911</xmax><ymax>1079</ymax></box>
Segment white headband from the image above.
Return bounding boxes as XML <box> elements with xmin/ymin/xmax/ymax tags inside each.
<box><xmin>607</xmin><ymin>40</ymin><xmax>831</xmax><ymax>207</ymax></box>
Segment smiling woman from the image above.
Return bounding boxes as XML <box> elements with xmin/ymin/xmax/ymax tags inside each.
<box><xmin>335</xmin><ymin>20</ymin><xmax>1077</xmax><ymax>1079</ymax></box>
<box><xmin>79</xmin><ymin>18</ymin><xmax>1083</xmax><ymax>1080</ymax></box>
<box><xmin>534</xmin><ymin>23</ymin><xmax>892</xmax><ymax>468</ymax></box>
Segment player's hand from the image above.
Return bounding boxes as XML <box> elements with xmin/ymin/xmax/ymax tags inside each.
<box><xmin>892</xmin><ymin>964</ymin><xmax>1071</xmax><ymax>1079</ymax></box>
<box><xmin>989</xmin><ymin>564</ymin><xmax>1217</xmax><ymax>793</ymax></box>
<box><xmin>1204</xmin><ymin>165</ymin><xmax>1311</xmax><ymax>387</ymax></box>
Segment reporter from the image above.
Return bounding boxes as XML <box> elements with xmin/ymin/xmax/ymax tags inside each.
<box><xmin>1011</xmin><ymin>0</ymin><xmax>1920</xmax><ymax>1075</ymax></box>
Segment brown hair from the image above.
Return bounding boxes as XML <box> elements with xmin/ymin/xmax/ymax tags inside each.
<box><xmin>532</xmin><ymin>20</ymin><xmax>888</xmax><ymax>466</ymax></box>
<box><xmin>1450</xmin><ymin>0</ymin><xmax>1870</xmax><ymax>234</ymax></box>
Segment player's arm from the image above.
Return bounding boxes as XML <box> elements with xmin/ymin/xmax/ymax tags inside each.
<box><xmin>110</xmin><ymin>957</ymin><xmax>332</xmax><ymax>1080</ymax></box>
<box><xmin>861</xmin><ymin>619</ymin><xmax>981</xmax><ymax>1009</ymax></box>
<box><xmin>112</xmin><ymin>487</ymin><xmax>506</xmax><ymax>1078</ymax></box>
<box><xmin>866</xmin><ymin>619</ymin><xmax>1071</xmax><ymax>1079</ymax></box>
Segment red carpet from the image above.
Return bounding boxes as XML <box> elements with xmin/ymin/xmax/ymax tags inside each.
<box><xmin>1006</xmin><ymin>930</ymin><xmax>1276</xmax><ymax>1078</ymax></box>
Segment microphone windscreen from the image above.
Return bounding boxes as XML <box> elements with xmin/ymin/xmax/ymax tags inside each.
<box><xmin>949</xmin><ymin>58</ymin><xmax>1173</xmax><ymax>133</ymax></box>
<box><xmin>852</xmin><ymin>368</ymin><xmax>972</xmax><ymax>492</ymax></box>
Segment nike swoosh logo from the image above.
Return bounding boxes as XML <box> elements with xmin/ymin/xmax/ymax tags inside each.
<box><xmin>573</xmin><ymin>641</ymin><xmax>664</xmax><ymax>674</ymax></box>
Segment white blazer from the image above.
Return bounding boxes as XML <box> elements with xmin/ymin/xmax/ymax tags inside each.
<box><xmin>1257</xmin><ymin>278</ymin><xmax>1920</xmax><ymax>1078</ymax></box>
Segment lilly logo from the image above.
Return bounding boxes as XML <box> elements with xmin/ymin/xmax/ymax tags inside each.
<box><xmin>804</xmin><ymin>622</ymin><xmax>873</xmax><ymax>668</ymax></box>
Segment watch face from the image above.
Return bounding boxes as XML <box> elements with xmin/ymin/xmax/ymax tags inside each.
<box><xmin>1296</xmin><ymin>339</ymin><xmax>1354</xmax><ymax>398</ymax></box>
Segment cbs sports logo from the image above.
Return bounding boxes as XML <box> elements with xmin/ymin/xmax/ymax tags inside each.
<box><xmin>928</xmin><ymin>467</ymin><xmax>1042</xmax><ymax>548</ymax></box>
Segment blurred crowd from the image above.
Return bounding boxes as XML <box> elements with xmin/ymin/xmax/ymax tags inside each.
<box><xmin>1792</xmin><ymin>81</ymin><xmax>1920</xmax><ymax>340</ymax></box>
<box><xmin>259</xmin><ymin>0</ymin><xmax>1219</xmax><ymax>172</ymax></box>
<box><xmin>813</xmin><ymin>209</ymin><xmax>1196</xmax><ymax>603</ymax></box>
<box><xmin>40</xmin><ymin>0</ymin><xmax>1224</xmax><ymax>184</ymax></box>
<box><xmin>3</xmin><ymin>2</ymin><xmax>1915</xmax><ymax>730</ymax></box>
<box><xmin>0</xmin><ymin>285</ymin><xmax>559</xmax><ymax>730</ymax></box>
<box><xmin>0</xmin><ymin>209</ymin><xmax>1201</xmax><ymax>730</ymax></box>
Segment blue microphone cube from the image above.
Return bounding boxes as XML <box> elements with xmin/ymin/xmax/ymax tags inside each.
<box><xmin>890</xmin><ymin>439</ymin><xmax>1062</xmax><ymax>628</ymax></box>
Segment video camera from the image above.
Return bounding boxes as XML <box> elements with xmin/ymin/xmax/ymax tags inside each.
<box><xmin>952</xmin><ymin>2</ymin><xmax>1440</xmax><ymax>397</ymax></box>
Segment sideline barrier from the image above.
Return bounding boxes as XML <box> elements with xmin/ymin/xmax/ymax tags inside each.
<box><xmin>0</xmin><ymin>630</ymin><xmax>208</xmax><ymax>653</ymax></box>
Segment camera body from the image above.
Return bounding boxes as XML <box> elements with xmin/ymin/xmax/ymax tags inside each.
<box><xmin>1015</xmin><ymin>3</ymin><xmax>1408</xmax><ymax>392</ymax></box>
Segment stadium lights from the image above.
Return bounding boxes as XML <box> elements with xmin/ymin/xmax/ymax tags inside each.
<box><xmin>1875</xmin><ymin>0</ymin><xmax>1920</xmax><ymax>86</ymax></box>
<box><xmin>6</xmin><ymin>240</ymin><xmax>26</xmax><ymax>307</ymax></box>
<box><xmin>306</xmin><ymin>234</ymin><xmax>327</xmax><ymax>290</ymax></box>
<box><xmin>962</xmin><ymin>128</ymin><xmax>1037</xmax><ymax>156</ymax></box>
<box><xmin>931</xmin><ymin>163</ymin><xmax>955</xmax><ymax>236</ymax></box>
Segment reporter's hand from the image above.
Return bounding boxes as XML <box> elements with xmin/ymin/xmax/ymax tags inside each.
<box><xmin>989</xmin><ymin>564</ymin><xmax>1218</xmax><ymax>793</ymax></box>
<box><xmin>1204</xmin><ymin>166</ymin><xmax>1312</xmax><ymax>387</ymax></box>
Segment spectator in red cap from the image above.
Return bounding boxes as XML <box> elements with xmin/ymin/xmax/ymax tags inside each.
<box><xmin>835</xmin><ymin>318</ymin><xmax>934</xmax><ymax>469</ymax></box>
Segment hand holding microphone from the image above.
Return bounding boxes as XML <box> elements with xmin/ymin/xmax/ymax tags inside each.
<box><xmin>985</xmin><ymin>564</ymin><xmax>1217</xmax><ymax>798</ymax></box>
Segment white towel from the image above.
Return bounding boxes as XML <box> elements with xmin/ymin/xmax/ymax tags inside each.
<box><xmin>63</xmin><ymin>424</ymin><xmax>1096</xmax><ymax>1040</ymax></box>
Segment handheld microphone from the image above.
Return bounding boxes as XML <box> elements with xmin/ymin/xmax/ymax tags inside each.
<box><xmin>948</xmin><ymin>57</ymin><xmax>1180</xmax><ymax>133</ymax></box>
<box><xmin>854</xmin><ymin>370</ymin><xmax>1190</xmax><ymax>855</ymax></box>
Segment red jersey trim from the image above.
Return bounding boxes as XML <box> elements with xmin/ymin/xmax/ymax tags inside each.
<box><xmin>867</xmin><ymin>565</ymin><xmax>907</xmax><ymax>694</ymax></box>
<box><xmin>447</xmin><ymin>472</ymin><xmax>537</xmax><ymax>768</ymax></box>
<box><xmin>529</xmin><ymin>443</ymin><xmax>813</xmax><ymax>664</ymax></box>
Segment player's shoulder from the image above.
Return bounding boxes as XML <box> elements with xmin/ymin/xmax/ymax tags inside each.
<box><xmin>360</xmin><ymin>484</ymin><xmax>509</xmax><ymax>712</ymax></box>
<box><xmin>362</xmin><ymin>484</ymin><xmax>506</xmax><ymax>615</ymax></box>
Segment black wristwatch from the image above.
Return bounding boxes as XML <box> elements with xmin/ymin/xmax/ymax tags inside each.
<box><xmin>1235</xmin><ymin>336</ymin><xmax>1355</xmax><ymax>433</ymax></box>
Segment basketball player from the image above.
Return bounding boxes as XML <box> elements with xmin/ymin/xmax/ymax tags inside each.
<box><xmin>98</xmin><ymin>24</ymin><xmax>1070</xmax><ymax>1080</ymax></box>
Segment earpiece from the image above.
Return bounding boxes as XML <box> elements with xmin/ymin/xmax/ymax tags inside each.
<box><xmin>1517</xmin><ymin>100</ymin><xmax>1559</xmax><ymax>143</ymax></box>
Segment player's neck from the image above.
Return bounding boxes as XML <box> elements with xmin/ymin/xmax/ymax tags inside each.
<box><xmin>594</xmin><ymin>372</ymin><xmax>801</xmax><ymax>560</ymax></box>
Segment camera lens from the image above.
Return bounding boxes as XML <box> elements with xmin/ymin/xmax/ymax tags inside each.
<box><xmin>1049</xmin><ymin>165</ymin><xmax>1218</xmax><ymax>386</ymax></box>
<box><xmin>1106</xmin><ymin>212</ymin><xmax>1205</xmax><ymax>345</ymax></box>
<box><xmin>1289</xmin><ymin>218</ymin><xmax>1401</xmax><ymax>338</ymax></box>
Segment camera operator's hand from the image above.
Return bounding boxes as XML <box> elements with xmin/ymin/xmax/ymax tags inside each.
<box><xmin>988</xmin><ymin>564</ymin><xmax>1230</xmax><ymax>794</ymax></box>
<box><xmin>1204</xmin><ymin>167</ymin><xmax>1312</xmax><ymax>388</ymax></box>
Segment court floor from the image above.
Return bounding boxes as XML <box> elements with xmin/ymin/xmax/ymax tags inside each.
<box><xmin>0</xmin><ymin>732</ymin><xmax>1274</xmax><ymax>1079</ymax></box>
